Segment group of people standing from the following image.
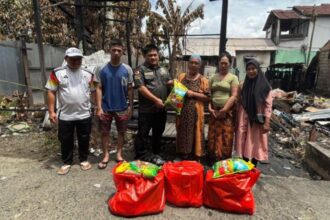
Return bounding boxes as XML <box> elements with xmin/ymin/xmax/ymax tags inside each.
<box><xmin>174</xmin><ymin>53</ymin><xmax>272</xmax><ymax>167</ymax></box>
<box><xmin>46</xmin><ymin>39</ymin><xmax>272</xmax><ymax>175</ymax></box>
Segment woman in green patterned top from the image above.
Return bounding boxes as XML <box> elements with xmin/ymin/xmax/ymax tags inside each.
<box><xmin>208</xmin><ymin>52</ymin><xmax>239</xmax><ymax>161</ymax></box>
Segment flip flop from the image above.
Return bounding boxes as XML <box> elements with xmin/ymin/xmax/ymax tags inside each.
<box><xmin>116</xmin><ymin>159</ymin><xmax>124</xmax><ymax>163</ymax></box>
<box><xmin>98</xmin><ymin>160</ymin><xmax>109</xmax><ymax>169</ymax></box>
<box><xmin>80</xmin><ymin>161</ymin><xmax>92</xmax><ymax>171</ymax></box>
<box><xmin>57</xmin><ymin>165</ymin><xmax>71</xmax><ymax>175</ymax></box>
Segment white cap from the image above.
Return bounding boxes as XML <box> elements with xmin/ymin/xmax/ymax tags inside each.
<box><xmin>65</xmin><ymin>47</ymin><xmax>83</xmax><ymax>57</ymax></box>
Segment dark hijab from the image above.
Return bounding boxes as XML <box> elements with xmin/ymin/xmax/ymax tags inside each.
<box><xmin>241</xmin><ymin>59</ymin><xmax>271</xmax><ymax>124</ymax></box>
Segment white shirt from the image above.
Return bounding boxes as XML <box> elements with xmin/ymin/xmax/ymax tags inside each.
<box><xmin>45</xmin><ymin>65</ymin><xmax>95</xmax><ymax>121</ymax></box>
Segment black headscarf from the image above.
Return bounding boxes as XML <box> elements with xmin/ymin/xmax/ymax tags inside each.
<box><xmin>241</xmin><ymin>59</ymin><xmax>271</xmax><ymax>124</ymax></box>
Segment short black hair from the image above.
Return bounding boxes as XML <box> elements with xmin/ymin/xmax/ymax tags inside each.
<box><xmin>110</xmin><ymin>39</ymin><xmax>124</xmax><ymax>48</ymax></box>
<box><xmin>219</xmin><ymin>51</ymin><xmax>232</xmax><ymax>63</ymax></box>
<box><xmin>142</xmin><ymin>44</ymin><xmax>159</xmax><ymax>55</ymax></box>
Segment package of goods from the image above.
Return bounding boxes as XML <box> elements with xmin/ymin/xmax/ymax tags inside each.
<box><xmin>115</xmin><ymin>160</ymin><xmax>160</xmax><ymax>178</ymax></box>
<box><xmin>163</xmin><ymin>161</ymin><xmax>204</xmax><ymax>207</ymax></box>
<box><xmin>165</xmin><ymin>79</ymin><xmax>188</xmax><ymax>115</ymax></box>
<box><xmin>109</xmin><ymin>163</ymin><xmax>165</xmax><ymax>217</ymax></box>
<box><xmin>204</xmin><ymin>168</ymin><xmax>260</xmax><ymax>215</ymax></box>
<box><xmin>212</xmin><ymin>158</ymin><xmax>254</xmax><ymax>178</ymax></box>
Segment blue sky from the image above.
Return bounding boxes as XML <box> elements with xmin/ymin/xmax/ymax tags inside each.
<box><xmin>150</xmin><ymin>0</ymin><xmax>327</xmax><ymax>37</ymax></box>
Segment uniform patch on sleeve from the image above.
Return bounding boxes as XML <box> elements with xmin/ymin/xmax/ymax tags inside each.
<box><xmin>134</xmin><ymin>70</ymin><xmax>142</xmax><ymax>80</ymax></box>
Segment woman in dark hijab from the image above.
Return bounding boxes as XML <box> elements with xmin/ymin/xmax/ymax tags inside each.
<box><xmin>235</xmin><ymin>59</ymin><xmax>272</xmax><ymax>166</ymax></box>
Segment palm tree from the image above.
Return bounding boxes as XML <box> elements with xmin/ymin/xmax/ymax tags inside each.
<box><xmin>149</xmin><ymin>0</ymin><xmax>204</xmax><ymax>76</ymax></box>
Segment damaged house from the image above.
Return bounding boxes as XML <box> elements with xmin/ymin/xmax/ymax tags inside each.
<box><xmin>263</xmin><ymin>3</ymin><xmax>330</xmax><ymax>91</ymax></box>
<box><xmin>263</xmin><ymin>3</ymin><xmax>330</xmax><ymax>64</ymax></box>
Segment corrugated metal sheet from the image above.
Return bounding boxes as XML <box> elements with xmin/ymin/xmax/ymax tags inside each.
<box><xmin>183</xmin><ymin>38</ymin><xmax>276</xmax><ymax>57</ymax></box>
<box><xmin>0</xmin><ymin>41</ymin><xmax>25</xmax><ymax>95</ymax></box>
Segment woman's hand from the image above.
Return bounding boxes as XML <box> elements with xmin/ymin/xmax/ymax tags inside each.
<box><xmin>262</xmin><ymin>117</ymin><xmax>270</xmax><ymax>133</ymax></box>
<box><xmin>186</xmin><ymin>90</ymin><xmax>195</xmax><ymax>98</ymax></box>
<box><xmin>208</xmin><ymin>104</ymin><xmax>217</xmax><ymax>118</ymax></box>
<box><xmin>216</xmin><ymin>109</ymin><xmax>226</xmax><ymax>119</ymax></box>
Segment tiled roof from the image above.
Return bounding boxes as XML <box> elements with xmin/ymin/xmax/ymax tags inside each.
<box><xmin>272</xmin><ymin>10</ymin><xmax>305</xmax><ymax>19</ymax></box>
<box><xmin>263</xmin><ymin>4</ymin><xmax>330</xmax><ymax>30</ymax></box>
<box><xmin>294</xmin><ymin>4</ymin><xmax>330</xmax><ymax>16</ymax></box>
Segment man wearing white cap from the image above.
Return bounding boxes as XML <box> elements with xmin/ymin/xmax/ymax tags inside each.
<box><xmin>46</xmin><ymin>47</ymin><xmax>95</xmax><ymax>175</ymax></box>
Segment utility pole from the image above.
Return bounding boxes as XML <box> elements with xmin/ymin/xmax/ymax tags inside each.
<box><xmin>165</xmin><ymin>29</ymin><xmax>172</xmax><ymax>78</ymax></box>
<box><xmin>125</xmin><ymin>0</ymin><xmax>132</xmax><ymax>67</ymax></box>
<box><xmin>307</xmin><ymin>5</ymin><xmax>316</xmax><ymax>65</ymax></box>
<box><xmin>75</xmin><ymin>0</ymin><xmax>85</xmax><ymax>53</ymax></box>
<box><xmin>32</xmin><ymin>0</ymin><xmax>47</xmax><ymax>104</ymax></box>
<box><xmin>210</xmin><ymin>0</ymin><xmax>228</xmax><ymax>55</ymax></box>
<box><xmin>220</xmin><ymin>0</ymin><xmax>228</xmax><ymax>55</ymax></box>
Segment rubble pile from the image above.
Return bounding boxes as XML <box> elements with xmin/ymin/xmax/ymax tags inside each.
<box><xmin>270</xmin><ymin>89</ymin><xmax>330</xmax><ymax>162</ymax></box>
<box><xmin>0</xmin><ymin>90</ymin><xmax>46</xmax><ymax>137</ymax></box>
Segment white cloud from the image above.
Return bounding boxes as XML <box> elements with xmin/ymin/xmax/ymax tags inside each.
<box><xmin>150</xmin><ymin>0</ymin><xmax>327</xmax><ymax>38</ymax></box>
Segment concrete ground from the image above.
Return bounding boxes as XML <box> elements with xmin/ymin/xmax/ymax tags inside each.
<box><xmin>0</xmin><ymin>132</ymin><xmax>330</xmax><ymax>220</ymax></box>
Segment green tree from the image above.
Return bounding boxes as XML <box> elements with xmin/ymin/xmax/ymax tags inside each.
<box><xmin>149</xmin><ymin>0</ymin><xmax>204</xmax><ymax>75</ymax></box>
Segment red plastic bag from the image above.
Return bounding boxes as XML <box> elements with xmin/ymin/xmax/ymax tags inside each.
<box><xmin>109</xmin><ymin>163</ymin><xmax>165</xmax><ymax>217</ymax></box>
<box><xmin>203</xmin><ymin>168</ymin><xmax>260</xmax><ymax>215</ymax></box>
<box><xmin>163</xmin><ymin>161</ymin><xmax>204</xmax><ymax>207</ymax></box>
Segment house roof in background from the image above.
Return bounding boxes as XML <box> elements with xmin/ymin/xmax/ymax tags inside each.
<box><xmin>263</xmin><ymin>4</ymin><xmax>330</xmax><ymax>31</ymax></box>
<box><xmin>183</xmin><ymin>38</ymin><xmax>276</xmax><ymax>57</ymax></box>
<box><xmin>294</xmin><ymin>4</ymin><xmax>330</xmax><ymax>16</ymax></box>
<box><xmin>320</xmin><ymin>40</ymin><xmax>330</xmax><ymax>51</ymax></box>
<box><xmin>273</xmin><ymin>10</ymin><xmax>306</xmax><ymax>20</ymax></box>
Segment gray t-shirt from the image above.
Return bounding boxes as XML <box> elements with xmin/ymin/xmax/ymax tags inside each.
<box><xmin>45</xmin><ymin>65</ymin><xmax>95</xmax><ymax>121</ymax></box>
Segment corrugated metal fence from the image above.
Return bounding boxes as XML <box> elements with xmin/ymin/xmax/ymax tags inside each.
<box><xmin>0</xmin><ymin>41</ymin><xmax>65</xmax><ymax>104</ymax></box>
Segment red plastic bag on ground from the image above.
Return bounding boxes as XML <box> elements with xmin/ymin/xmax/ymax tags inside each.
<box><xmin>109</xmin><ymin>163</ymin><xmax>165</xmax><ymax>217</ymax></box>
<box><xmin>163</xmin><ymin>161</ymin><xmax>204</xmax><ymax>207</ymax></box>
<box><xmin>203</xmin><ymin>168</ymin><xmax>260</xmax><ymax>215</ymax></box>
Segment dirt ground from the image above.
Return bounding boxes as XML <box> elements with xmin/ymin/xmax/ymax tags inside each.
<box><xmin>1</xmin><ymin>125</ymin><xmax>330</xmax><ymax>220</ymax></box>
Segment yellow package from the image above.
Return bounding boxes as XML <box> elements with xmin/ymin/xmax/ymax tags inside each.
<box><xmin>165</xmin><ymin>80</ymin><xmax>188</xmax><ymax>115</ymax></box>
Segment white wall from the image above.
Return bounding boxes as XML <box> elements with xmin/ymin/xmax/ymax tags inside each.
<box><xmin>277</xmin><ymin>17</ymin><xmax>330</xmax><ymax>51</ymax></box>
<box><xmin>277</xmin><ymin>38</ymin><xmax>308</xmax><ymax>50</ymax></box>
<box><xmin>235</xmin><ymin>51</ymin><xmax>272</xmax><ymax>81</ymax></box>
<box><xmin>310</xmin><ymin>17</ymin><xmax>330</xmax><ymax>49</ymax></box>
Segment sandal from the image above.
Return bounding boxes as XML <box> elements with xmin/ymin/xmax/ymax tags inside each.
<box><xmin>57</xmin><ymin>165</ymin><xmax>71</xmax><ymax>175</ymax></box>
<box><xmin>98</xmin><ymin>160</ymin><xmax>109</xmax><ymax>169</ymax></box>
<box><xmin>80</xmin><ymin>161</ymin><xmax>92</xmax><ymax>171</ymax></box>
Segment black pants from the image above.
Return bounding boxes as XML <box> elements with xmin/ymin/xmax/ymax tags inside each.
<box><xmin>58</xmin><ymin>117</ymin><xmax>92</xmax><ymax>165</ymax></box>
<box><xmin>134</xmin><ymin>112</ymin><xmax>167</xmax><ymax>159</ymax></box>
